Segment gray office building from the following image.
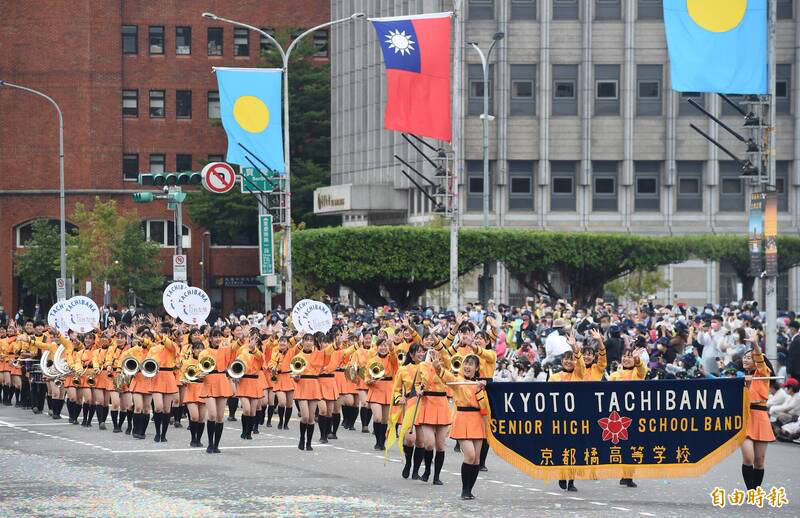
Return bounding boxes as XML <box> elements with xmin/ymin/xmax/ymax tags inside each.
<box><xmin>317</xmin><ymin>0</ymin><xmax>800</xmax><ymax>308</ymax></box>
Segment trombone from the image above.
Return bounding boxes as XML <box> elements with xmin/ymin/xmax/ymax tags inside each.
<box><xmin>450</xmin><ymin>354</ymin><xmax>464</xmax><ymax>375</ymax></box>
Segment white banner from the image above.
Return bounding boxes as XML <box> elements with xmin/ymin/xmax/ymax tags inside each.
<box><xmin>176</xmin><ymin>287</ymin><xmax>211</xmax><ymax>325</ymax></box>
<box><xmin>65</xmin><ymin>295</ymin><xmax>100</xmax><ymax>333</ymax></box>
<box><xmin>292</xmin><ymin>299</ymin><xmax>332</xmax><ymax>334</ymax></box>
<box><xmin>162</xmin><ymin>281</ymin><xmax>189</xmax><ymax>318</ymax></box>
<box><xmin>47</xmin><ymin>300</ymin><xmax>70</xmax><ymax>334</ymax></box>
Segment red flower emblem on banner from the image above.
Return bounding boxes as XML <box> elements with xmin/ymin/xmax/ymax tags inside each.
<box><xmin>597</xmin><ymin>411</ymin><xmax>632</xmax><ymax>444</ymax></box>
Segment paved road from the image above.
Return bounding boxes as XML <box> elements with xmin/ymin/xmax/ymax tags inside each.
<box><xmin>0</xmin><ymin>406</ymin><xmax>797</xmax><ymax>517</ymax></box>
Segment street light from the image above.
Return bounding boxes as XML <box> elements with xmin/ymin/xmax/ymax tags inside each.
<box><xmin>0</xmin><ymin>80</ymin><xmax>67</xmax><ymax>300</ymax></box>
<box><xmin>467</xmin><ymin>32</ymin><xmax>504</xmax><ymax>304</ymax></box>
<box><xmin>201</xmin><ymin>12</ymin><xmax>365</xmax><ymax>308</ymax></box>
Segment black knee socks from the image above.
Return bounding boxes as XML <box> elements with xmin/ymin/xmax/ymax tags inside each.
<box><xmin>479</xmin><ymin>440</ymin><xmax>489</xmax><ymax>468</ymax></box>
<box><xmin>753</xmin><ymin>468</ymin><xmax>764</xmax><ymax>488</ymax></box>
<box><xmin>461</xmin><ymin>463</ymin><xmax>470</xmax><ymax>494</ymax></box>
<box><xmin>277</xmin><ymin>406</ymin><xmax>286</xmax><ymax>427</ymax></box>
<box><xmin>423</xmin><ymin>449</ymin><xmax>433</xmax><ymax>475</ymax></box>
<box><xmin>404</xmin><ymin>445</ymin><xmax>414</xmax><ymax>469</ymax></box>
<box><xmin>266</xmin><ymin>404</ymin><xmax>275</xmax><ymax>425</ymax></box>
<box><xmin>161</xmin><ymin>412</ymin><xmax>170</xmax><ymax>438</ymax></box>
<box><xmin>742</xmin><ymin>464</ymin><xmax>754</xmax><ymax>490</ymax></box>
<box><xmin>284</xmin><ymin>407</ymin><xmax>293</xmax><ymax>428</ymax></box>
<box><xmin>206</xmin><ymin>421</ymin><xmax>216</xmax><ymax>445</ymax></box>
<box><xmin>299</xmin><ymin>422</ymin><xmax>307</xmax><ymax>446</ymax></box>
<box><xmin>360</xmin><ymin>407</ymin><xmax>372</xmax><ymax>428</ymax></box>
<box><xmin>228</xmin><ymin>397</ymin><xmax>238</xmax><ymax>418</ymax></box>
<box><xmin>468</xmin><ymin>464</ymin><xmax>480</xmax><ymax>493</ymax></box>
<box><xmin>412</xmin><ymin>447</ymin><xmax>425</xmax><ymax>476</ymax></box>
<box><xmin>305</xmin><ymin>423</ymin><xmax>315</xmax><ymax>447</ymax></box>
<box><xmin>434</xmin><ymin>450</ymin><xmax>445</xmax><ymax>481</ymax></box>
<box><xmin>111</xmin><ymin>410</ymin><xmax>119</xmax><ymax>428</ymax></box>
<box><xmin>126</xmin><ymin>409</ymin><xmax>133</xmax><ymax>430</ymax></box>
<box><xmin>331</xmin><ymin>413</ymin><xmax>341</xmax><ymax>435</ymax></box>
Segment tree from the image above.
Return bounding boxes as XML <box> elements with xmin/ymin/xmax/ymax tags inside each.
<box><xmin>605</xmin><ymin>269</ymin><xmax>671</xmax><ymax>303</ymax></box>
<box><xmin>13</xmin><ymin>220</ymin><xmax>61</xmax><ymax>302</ymax></box>
<box><xmin>185</xmin><ymin>188</ymin><xmax>258</xmax><ymax>245</ymax></box>
<box><xmin>67</xmin><ymin>198</ymin><xmax>163</xmax><ymax>305</ymax></box>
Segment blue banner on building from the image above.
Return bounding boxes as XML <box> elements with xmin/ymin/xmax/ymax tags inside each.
<box><xmin>485</xmin><ymin>378</ymin><xmax>748</xmax><ymax>480</ymax></box>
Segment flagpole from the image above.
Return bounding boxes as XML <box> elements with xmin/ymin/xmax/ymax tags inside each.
<box><xmin>449</xmin><ymin>2</ymin><xmax>463</xmax><ymax>312</ymax></box>
<box><xmin>202</xmin><ymin>12</ymin><xmax>365</xmax><ymax>309</ymax></box>
<box><xmin>764</xmin><ymin>0</ymin><xmax>778</xmax><ymax>366</ymax></box>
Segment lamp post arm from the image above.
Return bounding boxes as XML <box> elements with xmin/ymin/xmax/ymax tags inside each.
<box><xmin>202</xmin><ymin>13</ymin><xmax>287</xmax><ymax>64</ymax></box>
<box><xmin>285</xmin><ymin>13</ymin><xmax>366</xmax><ymax>62</ymax></box>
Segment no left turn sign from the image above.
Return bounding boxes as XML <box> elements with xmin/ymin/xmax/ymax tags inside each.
<box><xmin>201</xmin><ymin>162</ymin><xmax>237</xmax><ymax>194</ymax></box>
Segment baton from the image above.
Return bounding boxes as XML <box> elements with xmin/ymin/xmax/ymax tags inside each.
<box><xmin>445</xmin><ymin>381</ymin><xmax>482</xmax><ymax>385</ymax></box>
<box><xmin>747</xmin><ymin>376</ymin><xmax>785</xmax><ymax>380</ymax></box>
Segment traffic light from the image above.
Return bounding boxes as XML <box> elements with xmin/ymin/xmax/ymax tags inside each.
<box><xmin>138</xmin><ymin>172</ymin><xmax>202</xmax><ymax>186</ymax></box>
<box><xmin>132</xmin><ymin>192</ymin><xmax>155</xmax><ymax>203</ymax></box>
<box><xmin>167</xmin><ymin>191</ymin><xmax>187</xmax><ymax>203</ymax></box>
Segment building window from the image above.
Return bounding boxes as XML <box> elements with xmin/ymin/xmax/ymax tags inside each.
<box><xmin>149</xmin><ymin>90</ymin><xmax>165</xmax><ymax>118</ymax></box>
<box><xmin>594</xmin><ymin>64</ymin><xmax>620</xmax><ymax>115</ymax></box>
<box><xmin>260</xmin><ymin>28</ymin><xmax>276</xmax><ymax>52</ymax></box>
<box><xmin>208</xmin><ymin>154</ymin><xmax>224</xmax><ymax>163</ymax></box>
<box><xmin>176</xmin><ymin>26</ymin><xmax>191</xmax><ymax>55</ymax></box>
<box><xmin>468</xmin><ymin>64</ymin><xmax>494</xmax><ymax>116</ymax></box>
<box><xmin>149</xmin><ymin>154</ymin><xmax>165</xmax><ymax>174</ymax></box>
<box><xmin>511</xmin><ymin>0</ymin><xmax>536</xmax><ymax>20</ymax></box>
<box><xmin>551</xmin><ymin>160</ymin><xmax>577</xmax><ymax>211</ymax></box>
<box><xmin>122</xmin><ymin>25</ymin><xmax>138</xmax><ymax>54</ymax></box>
<box><xmin>466</xmin><ymin>160</ymin><xmax>495</xmax><ymax>212</ymax></box>
<box><xmin>510</xmin><ymin>64</ymin><xmax>536</xmax><ymax>116</ymax></box>
<box><xmin>777</xmin><ymin>64</ymin><xmax>791</xmax><ymax>115</ymax></box>
<box><xmin>208</xmin><ymin>91</ymin><xmax>220</xmax><ymax>119</ymax></box>
<box><xmin>720</xmin><ymin>94</ymin><xmax>746</xmax><ymax>117</ymax></box>
<box><xmin>637</xmin><ymin>64</ymin><xmax>662</xmax><ymax>116</ymax></box>
<box><xmin>176</xmin><ymin>90</ymin><xmax>192</xmax><ymax>119</ymax></box>
<box><xmin>553</xmin><ymin>64</ymin><xmax>578</xmax><ymax>116</ymax></box>
<box><xmin>509</xmin><ymin>160</ymin><xmax>535</xmax><ymax>211</ymax></box>
<box><xmin>143</xmin><ymin>220</ymin><xmax>191</xmax><ymax>249</ymax></box>
<box><xmin>123</xmin><ymin>154</ymin><xmax>139</xmax><ymax>182</ymax></box>
<box><xmin>719</xmin><ymin>262</ymin><xmax>738</xmax><ymax>304</ymax></box>
<box><xmin>468</xmin><ymin>0</ymin><xmax>495</xmax><ymax>20</ymax></box>
<box><xmin>148</xmin><ymin>26</ymin><xmax>164</xmax><ymax>55</ymax></box>
<box><xmin>679</xmin><ymin>92</ymin><xmax>704</xmax><ymax>116</ymax></box>
<box><xmin>208</xmin><ymin>27</ymin><xmax>223</xmax><ymax>56</ymax></box>
<box><xmin>776</xmin><ymin>161</ymin><xmax>790</xmax><ymax>212</ymax></box>
<box><xmin>553</xmin><ymin>0</ymin><xmax>579</xmax><ymax>20</ymax></box>
<box><xmin>719</xmin><ymin>161</ymin><xmax>745</xmax><ymax>212</ymax></box>
<box><xmin>676</xmin><ymin>161</ymin><xmax>703</xmax><ymax>212</ymax></box>
<box><xmin>314</xmin><ymin>30</ymin><xmax>329</xmax><ymax>57</ymax></box>
<box><xmin>638</xmin><ymin>0</ymin><xmax>663</xmax><ymax>20</ymax></box>
<box><xmin>16</xmin><ymin>219</ymin><xmax>78</xmax><ymax>248</ymax></box>
<box><xmin>778</xmin><ymin>0</ymin><xmax>793</xmax><ymax>19</ymax></box>
<box><xmin>634</xmin><ymin>161</ymin><xmax>660</xmax><ymax>212</ymax></box>
<box><xmin>234</xmin><ymin>28</ymin><xmax>249</xmax><ymax>56</ymax></box>
<box><xmin>122</xmin><ymin>89</ymin><xmax>138</xmax><ymax>117</ymax></box>
<box><xmin>176</xmin><ymin>154</ymin><xmax>192</xmax><ymax>172</ymax></box>
<box><xmin>596</xmin><ymin>0</ymin><xmax>621</xmax><ymax>20</ymax></box>
<box><xmin>592</xmin><ymin>161</ymin><xmax>618</xmax><ymax>212</ymax></box>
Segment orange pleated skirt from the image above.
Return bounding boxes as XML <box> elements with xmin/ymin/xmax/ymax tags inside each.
<box><xmin>236</xmin><ymin>376</ymin><xmax>264</xmax><ymax>399</ymax></box>
<box><xmin>336</xmin><ymin>370</ymin><xmax>358</xmax><ymax>395</ymax></box>
<box><xmin>183</xmin><ymin>381</ymin><xmax>205</xmax><ymax>404</ymax></box>
<box><xmin>450</xmin><ymin>409</ymin><xmax>485</xmax><ymax>440</ymax></box>
<box><xmin>202</xmin><ymin>372</ymin><xmax>232</xmax><ymax>398</ymax></box>
<box><xmin>366</xmin><ymin>379</ymin><xmax>393</xmax><ymax>405</ymax></box>
<box><xmin>93</xmin><ymin>371</ymin><xmax>113</xmax><ymax>391</ymax></box>
<box><xmin>273</xmin><ymin>372</ymin><xmax>296</xmax><ymax>392</ymax></box>
<box><xmin>319</xmin><ymin>374</ymin><xmax>339</xmax><ymax>401</ymax></box>
<box><xmin>0</xmin><ymin>361</ymin><xmax>9</xmax><ymax>372</ymax></box>
<box><xmin>259</xmin><ymin>371</ymin><xmax>270</xmax><ymax>392</ymax></box>
<box><xmin>128</xmin><ymin>373</ymin><xmax>153</xmax><ymax>394</ymax></box>
<box><xmin>9</xmin><ymin>365</ymin><xmax>22</xmax><ymax>376</ymax></box>
<box><xmin>294</xmin><ymin>376</ymin><xmax>321</xmax><ymax>401</ymax></box>
<box><xmin>415</xmin><ymin>394</ymin><xmax>451</xmax><ymax>426</ymax></box>
<box><xmin>150</xmin><ymin>369</ymin><xmax>178</xmax><ymax>394</ymax></box>
<box><xmin>748</xmin><ymin>408</ymin><xmax>776</xmax><ymax>442</ymax></box>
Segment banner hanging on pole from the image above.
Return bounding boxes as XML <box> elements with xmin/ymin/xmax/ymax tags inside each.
<box><xmin>764</xmin><ymin>192</ymin><xmax>778</xmax><ymax>277</ymax></box>
<box><xmin>749</xmin><ymin>192</ymin><xmax>765</xmax><ymax>277</ymax></box>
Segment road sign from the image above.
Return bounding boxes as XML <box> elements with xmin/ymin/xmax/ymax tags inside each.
<box><xmin>201</xmin><ymin>162</ymin><xmax>237</xmax><ymax>194</ymax></box>
<box><xmin>173</xmin><ymin>254</ymin><xmax>187</xmax><ymax>281</ymax></box>
<box><xmin>258</xmin><ymin>214</ymin><xmax>274</xmax><ymax>276</ymax></box>
<box><xmin>241</xmin><ymin>167</ymin><xmax>281</xmax><ymax>194</ymax></box>
<box><xmin>56</xmin><ymin>278</ymin><xmax>66</xmax><ymax>301</ymax></box>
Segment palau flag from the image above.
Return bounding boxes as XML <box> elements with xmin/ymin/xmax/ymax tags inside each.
<box><xmin>213</xmin><ymin>67</ymin><xmax>285</xmax><ymax>173</ymax></box>
<box><xmin>370</xmin><ymin>12</ymin><xmax>452</xmax><ymax>142</ymax></box>
<box><xmin>663</xmin><ymin>0</ymin><xmax>767</xmax><ymax>94</ymax></box>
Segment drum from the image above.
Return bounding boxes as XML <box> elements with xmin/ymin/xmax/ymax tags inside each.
<box><xmin>29</xmin><ymin>364</ymin><xmax>45</xmax><ymax>384</ymax></box>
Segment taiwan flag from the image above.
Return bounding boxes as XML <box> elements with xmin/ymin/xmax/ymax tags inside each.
<box><xmin>370</xmin><ymin>12</ymin><xmax>452</xmax><ymax>142</ymax></box>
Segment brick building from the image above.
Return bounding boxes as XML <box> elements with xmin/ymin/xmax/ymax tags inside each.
<box><xmin>0</xmin><ymin>1</ymin><xmax>329</xmax><ymax>316</ymax></box>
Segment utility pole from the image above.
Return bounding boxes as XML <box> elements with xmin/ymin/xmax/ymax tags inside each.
<box><xmin>764</xmin><ymin>0</ymin><xmax>778</xmax><ymax>364</ymax></box>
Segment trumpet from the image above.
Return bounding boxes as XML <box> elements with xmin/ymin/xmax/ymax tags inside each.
<box><xmin>450</xmin><ymin>354</ymin><xmax>464</xmax><ymax>375</ymax></box>
<box><xmin>183</xmin><ymin>364</ymin><xmax>200</xmax><ymax>383</ymax></box>
<box><xmin>289</xmin><ymin>354</ymin><xmax>307</xmax><ymax>376</ymax></box>
<box><xmin>367</xmin><ymin>359</ymin><xmax>385</xmax><ymax>381</ymax></box>
<box><xmin>141</xmin><ymin>358</ymin><xmax>159</xmax><ymax>378</ymax></box>
<box><xmin>344</xmin><ymin>364</ymin><xmax>359</xmax><ymax>383</ymax></box>
<box><xmin>53</xmin><ymin>345</ymin><xmax>72</xmax><ymax>375</ymax></box>
<box><xmin>227</xmin><ymin>359</ymin><xmax>246</xmax><ymax>379</ymax></box>
<box><xmin>122</xmin><ymin>356</ymin><xmax>140</xmax><ymax>377</ymax></box>
<box><xmin>397</xmin><ymin>351</ymin><xmax>406</xmax><ymax>364</ymax></box>
<box><xmin>200</xmin><ymin>356</ymin><xmax>216</xmax><ymax>374</ymax></box>
<box><xmin>112</xmin><ymin>372</ymin><xmax>131</xmax><ymax>391</ymax></box>
<box><xmin>87</xmin><ymin>371</ymin><xmax>97</xmax><ymax>387</ymax></box>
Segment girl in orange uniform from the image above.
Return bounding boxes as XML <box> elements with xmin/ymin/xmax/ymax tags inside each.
<box><xmin>293</xmin><ymin>332</ymin><xmax>326</xmax><ymax>451</ymax></box>
<box><xmin>549</xmin><ymin>332</ymin><xmax>585</xmax><ymax>492</ymax></box>
<box><xmin>182</xmin><ymin>336</ymin><xmax>207</xmax><ymax>448</ymax></box>
<box><xmin>434</xmin><ymin>353</ymin><xmax>487</xmax><ymax>500</ymax></box>
<box><xmin>741</xmin><ymin>338</ymin><xmax>775</xmax><ymax>490</ymax></box>
<box><xmin>232</xmin><ymin>335</ymin><xmax>263</xmax><ymax>440</ymax></box>
<box><xmin>391</xmin><ymin>342</ymin><xmax>427</xmax><ymax>479</ymax></box>
<box><xmin>146</xmin><ymin>328</ymin><xmax>179</xmax><ymax>443</ymax></box>
<box><xmin>415</xmin><ymin>345</ymin><xmax>453</xmax><ymax>486</ymax></box>
<box><xmin>318</xmin><ymin>332</ymin><xmax>341</xmax><ymax>443</ymax></box>
<box><xmin>353</xmin><ymin>332</ymin><xmax>375</xmax><ymax>433</ymax></box>
<box><xmin>200</xmin><ymin>329</ymin><xmax>234</xmax><ymax>454</ymax></box>
<box><xmin>365</xmin><ymin>336</ymin><xmax>399</xmax><ymax>450</ymax></box>
<box><xmin>608</xmin><ymin>345</ymin><xmax>645</xmax><ymax>488</ymax></box>
<box><xmin>91</xmin><ymin>337</ymin><xmax>115</xmax><ymax>430</ymax></box>
<box><xmin>127</xmin><ymin>328</ymin><xmax>154</xmax><ymax>439</ymax></box>
<box><xmin>336</xmin><ymin>333</ymin><xmax>360</xmax><ymax>431</ymax></box>
<box><xmin>268</xmin><ymin>335</ymin><xmax>296</xmax><ymax>430</ymax></box>
<box><xmin>73</xmin><ymin>333</ymin><xmax>97</xmax><ymax>428</ymax></box>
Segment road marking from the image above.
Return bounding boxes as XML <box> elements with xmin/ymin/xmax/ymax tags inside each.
<box><xmin>612</xmin><ymin>507</ymin><xmax>631</xmax><ymax>511</ymax></box>
<box><xmin>590</xmin><ymin>501</ymin><xmax>608</xmax><ymax>506</ymax></box>
<box><xmin>487</xmin><ymin>480</ymin><xmax>503</xmax><ymax>484</ymax></box>
<box><xmin>508</xmin><ymin>484</ymin><xmax>522</xmax><ymax>488</ymax></box>
<box><xmin>567</xmin><ymin>496</ymin><xmax>584</xmax><ymax>501</ymax></box>
<box><xmin>639</xmin><ymin>513</ymin><xmax>656</xmax><ymax>517</ymax></box>
<box><xmin>545</xmin><ymin>492</ymin><xmax>561</xmax><ymax>496</ymax></box>
<box><xmin>111</xmin><ymin>444</ymin><xmax>327</xmax><ymax>454</ymax></box>
<box><xmin>0</xmin><ymin>419</ymin><xmax>112</xmax><ymax>451</ymax></box>
<box><xmin>525</xmin><ymin>488</ymin><xmax>541</xmax><ymax>492</ymax></box>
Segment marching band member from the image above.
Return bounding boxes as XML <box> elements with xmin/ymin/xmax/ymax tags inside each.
<box><xmin>415</xmin><ymin>338</ymin><xmax>454</xmax><ymax>486</ymax></box>
<box><xmin>107</xmin><ymin>330</ymin><xmax>130</xmax><ymax>433</ymax></box>
<box><xmin>182</xmin><ymin>332</ymin><xmax>207</xmax><ymax>447</ymax></box>
<box><xmin>226</xmin><ymin>324</ymin><xmax>244</xmax><ymax>423</ymax></box>
<box><xmin>337</xmin><ymin>333</ymin><xmax>360</xmax><ymax>431</ymax></box>
<box><xmin>433</xmin><ymin>353</ymin><xmax>487</xmax><ymax>500</ymax></box>
<box><xmin>72</xmin><ymin>333</ymin><xmax>97</xmax><ymax>428</ymax></box>
<box><xmin>200</xmin><ymin>329</ymin><xmax>235</xmax><ymax>453</ymax></box>
<box><xmin>144</xmin><ymin>323</ymin><xmax>179</xmax><ymax>442</ymax></box>
<box><xmin>91</xmin><ymin>336</ymin><xmax>115</xmax><ymax>430</ymax></box>
<box><xmin>549</xmin><ymin>331</ymin><xmax>585</xmax><ymax>492</ymax></box>
<box><xmin>292</xmin><ymin>332</ymin><xmax>326</xmax><ymax>451</ymax></box>
<box><xmin>353</xmin><ymin>331</ymin><xmax>375</xmax><ymax>433</ymax></box>
<box><xmin>607</xmin><ymin>342</ymin><xmax>644</xmax><ymax>488</ymax></box>
<box><xmin>741</xmin><ymin>335</ymin><xmax>775</xmax><ymax>490</ymax></box>
<box><xmin>127</xmin><ymin>328</ymin><xmax>154</xmax><ymax>439</ymax></box>
<box><xmin>257</xmin><ymin>329</ymin><xmax>275</xmax><ymax>431</ymax></box>
<box><xmin>365</xmin><ymin>336</ymin><xmax>399</xmax><ymax>450</ymax></box>
<box><xmin>268</xmin><ymin>334</ymin><xmax>296</xmax><ymax>430</ymax></box>
<box><xmin>391</xmin><ymin>342</ymin><xmax>427</xmax><ymax>479</ymax></box>
<box><xmin>582</xmin><ymin>329</ymin><xmax>608</xmax><ymax>381</ymax></box>
<box><xmin>318</xmin><ymin>332</ymin><xmax>341</xmax><ymax>443</ymax></box>
<box><xmin>232</xmin><ymin>334</ymin><xmax>263</xmax><ymax>440</ymax></box>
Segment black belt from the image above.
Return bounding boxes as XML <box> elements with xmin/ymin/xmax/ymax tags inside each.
<box><xmin>335</xmin><ymin>368</ymin><xmax>346</xmax><ymax>372</ymax></box>
<box><xmin>319</xmin><ymin>373</ymin><xmax>335</xmax><ymax>378</ymax></box>
<box><xmin>479</xmin><ymin>377</ymin><xmax>491</xmax><ymax>382</ymax></box>
<box><xmin>159</xmin><ymin>367</ymin><xmax>174</xmax><ymax>372</ymax></box>
<box><xmin>300</xmin><ymin>375</ymin><xmax>318</xmax><ymax>379</ymax></box>
<box><xmin>457</xmin><ymin>406</ymin><xmax>480</xmax><ymax>412</ymax></box>
<box><xmin>750</xmin><ymin>404</ymin><xmax>768</xmax><ymax>412</ymax></box>
<box><xmin>375</xmin><ymin>376</ymin><xmax>393</xmax><ymax>381</ymax></box>
<box><xmin>208</xmin><ymin>370</ymin><xmax>226</xmax><ymax>375</ymax></box>
<box><xmin>241</xmin><ymin>374</ymin><xmax>258</xmax><ymax>379</ymax></box>
<box><xmin>425</xmin><ymin>391</ymin><xmax>447</xmax><ymax>397</ymax></box>
<box><xmin>278</xmin><ymin>370</ymin><xmax>290</xmax><ymax>375</ymax></box>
